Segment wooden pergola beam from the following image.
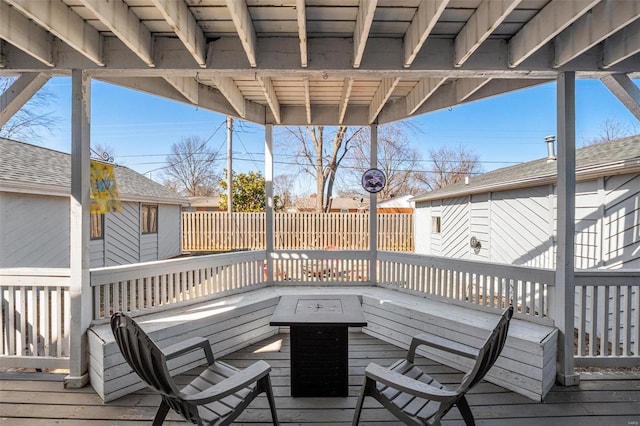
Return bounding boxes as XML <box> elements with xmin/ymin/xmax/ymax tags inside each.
<box><xmin>602</xmin><ymin>18</ymin><xmax>640</xmax><ymax>69</ymax></box>
<box><xmin>403</xmin><ymin>0</ymin><xmax>449</xmax><ymax>68</ymax></box>
<box><xmin>163</xmin><ymin>76</ymin><xmax>198</xmax><ymax>104</ymax></box>
<box><xmin>259</xmin><ymin>76</ymin><xmax>281</xmax><ymax>124</ymax></box>
<box><xmin>226</xmin><ymin>0</ymin><xmax>258</xmax><ymax>67</ymax></box>
<box><xmin>0</xmin><ymin>72</ymin><xmax>50</xmax><ymax>127</ymax></box>
<box><xmin>554</xmin><ymin>0</ymin><xmax>640</xmax><ymax>68</ymax></box>
<box><xmin>353</xmin><ymin>0</ymin><xmax>378</xmax><ymax>69</ymax></box>
<box><xmin>509</xmin><ymin>0</ymin><xmax>599</xmax><ymax>68</ymax></box>
<box><xmin>454</xmin><ymin>0</ymin><xmax>521</xmax><ymax>67</ymax></box>
<box><xmin>406</xmin><ymin>77</ymin><xmax>447</xmax><ymax>115</ymax></box>
<box><xmin>6</xmin><ymin>0</ymin><xmax>103</xmax><ymax>66</ymax></box>
<box><xmin>369</xmin><ymin>77</ymin><xmax>399</xmax><ymax>123</ymax></box>
<box><xmin>152</xmin><ymin>0</ymin><xmax>207</xmax><ymax>68</ymax></box>
<box><xmin>81</xmin><ymin>0</ymin><xmax>154</xmax><ymax>67</ymax></box>
<box><xmin>0</xmin><ymin>1</ymin><xmax>54</xmax><ymax>67</ymax></box>
<box><xmin>338</xmin><ymin>77</ymin><xmax>354</xmax><ymax>124</ymax></box>
<box><xmin>601</xmin><ymin>73</ymin><xmax>640</xmax><ymax>120</ymax></box>
<box><xmin>296</xmin><ymin>0</ymin><xmax>308</xmax><ymax>68</ymax></box>
<box><xmin>214</xmin><ymin>76</ymin><xmax>246</xmax><ymax>118</ymax></box>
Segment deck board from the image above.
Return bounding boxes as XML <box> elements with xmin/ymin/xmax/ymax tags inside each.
<box><xmin>1</xmin><ymin>332</ymin><xmax>638</xmax><ymax>425</ymax></box>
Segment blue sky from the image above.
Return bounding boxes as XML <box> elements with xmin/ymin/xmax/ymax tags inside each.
<box><xmin>35</xmin><ymin>77</ymin><xmax>640</xmax><ymax>193</ymax></box>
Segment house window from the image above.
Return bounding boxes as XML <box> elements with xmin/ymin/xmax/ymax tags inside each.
<box><xmin>91</xmin><ymin>212</ymin><xmax>104</xmax><ymax>240</ymax></box>
<box><xmin>142</xmin><ymin>204</ymin><xmax>158</xmax><ymax>234</ymax></box>
<box><xmin>432</xmin><ymin>216</ymin><xmax>441</xmax><ymax>234</ymax></box>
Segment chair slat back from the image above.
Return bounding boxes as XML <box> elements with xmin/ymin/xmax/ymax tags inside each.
<box><xmin>457</xmin><ymin>306</ymin><xmax>513</xmax><ymax>393</ymax></box>
<box><xmin>111</xmin><ymin>312</ymin><xmax>179</xmax><ymax>396</ymax></box>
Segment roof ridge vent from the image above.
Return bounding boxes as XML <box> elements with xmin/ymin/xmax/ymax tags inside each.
<box><xmin>545</xmin><ymin>135</ymin><xmax>556</xmax><ymax>163</ymax></box>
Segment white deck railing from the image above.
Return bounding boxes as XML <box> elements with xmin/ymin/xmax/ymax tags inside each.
<box><xmin>377</xmin><ymin>252</ymin><xmax>555</xmax><ymax>323</ymax></box>
<box><xmin>574</xmin><ymin>270</ymin><xmax>639</xmax><ymax>367</ymax></box>
<box><xmin>0</xmin><ymin>268</ymin><xmax>71</xmax><ymax>370</ymax></box>
<box><xmin>2</xmin><ymin>253</ymin><xmax>637</xmax><ymax>369</ymax></box>
<box><xmin>90</xmin><ymin>251</ymin><xmax>268</xmax><ymax>322</ymax></box>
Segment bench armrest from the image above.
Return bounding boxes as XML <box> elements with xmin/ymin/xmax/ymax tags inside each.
<box><xmin>163</xmin><ymin>336</ymin><xmax>214</xmax><ymax>365</ymax></box>
<box><xmin>407</xmin><ymin>332</ymin><xmax>477</xmax><ymax>363</ymax></box>
<box><xmin>365</xmin><ymin>363</ymin><xmax>458</xmax><ymax>402</ymax></box>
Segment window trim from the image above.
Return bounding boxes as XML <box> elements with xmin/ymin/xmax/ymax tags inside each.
<box><xmin>90</xmin><ymin>212</ymin><xmax>104</xmax><ymax>240</ymax></box>
<box><xmin>432</xmin><ymin>216</ymin><xmax>441</xmax><ymax>234</ymax></box>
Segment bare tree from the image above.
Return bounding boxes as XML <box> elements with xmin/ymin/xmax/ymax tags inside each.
<box><xmin>417</xmin><ymin>145</ymin><xmax>482</xmax><ymax>191</ymax></box>
<box><xmin>345</xmin><ymin>123</ymin><xmax>425</xmax><ymax>200</ymax></box>
<box><xmin>0</xmin><ymin>77</ymin><xmax>59</xmax><ymax>140</ymax></box>
<box><xmin>163</xmin><ymin>136</ymin><xmax>222</xmax><ymax>196</ymax></box>
<box><xmin>582</xmin><ymin>117</ymin><xmax>636</xmax><ymax>146</ymax></box>
<box><xmin>274</xmin><ymin>174</ymin><xmax>297</xmax><ymax>212</ymax></box>
<box><xmin>281</xmin><ymin>126</ymin><xmax>364</xmax><ymax>212</ymax></box>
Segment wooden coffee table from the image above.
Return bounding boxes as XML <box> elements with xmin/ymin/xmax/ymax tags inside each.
<box><xmin>270</xmin><ymin>295</ymin><xmax>367</xmax><ymax>397</ymax></box>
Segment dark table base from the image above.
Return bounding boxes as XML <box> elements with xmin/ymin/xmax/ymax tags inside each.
<box><xmin>290</xmin><ymin>325</ymin><xmax>348</xmax><ymax>397</ymax></box>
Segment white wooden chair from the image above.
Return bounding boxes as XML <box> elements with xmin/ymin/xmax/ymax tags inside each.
<box><xmin>111</xmin><ymin>312</ymin><xmax>278</xmax><ymax>426</ymax></box>
<box><xmin>352</xmin><ymin>306</ymin><xmax>513</xmax><ymax>426</ymax></box>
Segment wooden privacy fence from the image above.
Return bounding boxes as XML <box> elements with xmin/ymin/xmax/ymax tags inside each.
<box><xmin>182</xmin><ymin>212</ymin><xmax>414</xmax><ymax>252</ymax></box>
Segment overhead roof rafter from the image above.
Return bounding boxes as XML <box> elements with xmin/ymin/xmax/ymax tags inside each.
<box><xmin>303</xmin><ymin>77</ymin><xmax>311</xmax><ymax>124</ymax></box>
<box><xmin>369</xmin><ymin>77</ymin><xmax>400</xmax><ymax>123</ymax></box>
<box><xmin>226</xmin><ymin>0</ymin><xmax>258</xmax><ymax>67</ymax></box>
<box><xmin>5</xmin><ymin>0</ymin><xmax>104</xmax><ymax>66</ymax></box>
<box><xmin>403</xmin><ymin>0</ymin><xmax>449</xmax><ymax>68</ymax></box>
<box><xmin>338</xmin><ymin>77</ymin><xmax>354</xmax><ymax>125</ymax></box>
<box><xmin>406</xmin><ymin>77</ymin><xmax>447</xmax><ymax>115</ymax></box>
<box><xmin>163</xmin><ymin>76</ymin><xmax>198</xmax><ymax>104</ymax></box>
<box><xmin>0</xmin><ymin>2</ymin><xmax>53</xmax><ymax>67</ymax></box>
<box><xmin>296</xmin><ymin>0</ymin><xmax>307</xmax><ymax>68</ymax></box>
<box><xmin>554</xmin><ymin>0</ymin><xmax>640</xmax><ymax>68</ymax></box>
<box><xmin>602</xmin><ymin>18</ymin><xmax>640</xmax><ymax>68</ymax></box>
<box><xmin>151</xmin><ymin>0</ymin><xmax>207</xmax><ymax>68</ymax></box>
<box><xmin>259</xmin><ymin>77</ymin><xmax>280</xmax><ymax>124</ymax></box>
<box><xmin>454</xmin><ymin>0</ymin><xmax>522</xmax><ymax>67</ymax></box>
<box><xmin>81</xmin><ymin>0</ymin><xmax>154</xmax><ymax>67</ymax></box>
<box><xmin>509</xmin><ymin>0</ymin><xmax>600</xmax><ymax>68</ymax></box>
<box><xmin>353</xmin><ymin>0</ymin><xmax>378</xmax><ymax>69</ymax></box>
<box><xmin>214</xmin><ymin>76</ymin><xmax>246</xmax><ymax>118</ymax></box>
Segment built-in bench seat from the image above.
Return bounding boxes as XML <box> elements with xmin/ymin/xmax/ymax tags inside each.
<box><xmin>88</xmin><ymin>286</ymin><xmax>557</xmax><ymax>403</ymax></box>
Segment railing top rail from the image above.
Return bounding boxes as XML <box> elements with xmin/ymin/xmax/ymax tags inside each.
<box><xmin>574</xmin><ymin>269</ymin><xmax>640</xmax><ymax>285</ymax></box>
<box><xmin>271</xmin><ymin>249</ymin><xmax>370</xmax><ymax>261</ymax></box>
<box><xmin>378</xmin><ymin>251</ymin><xmax>556</xmax><ymax>285</ymax></box>
<box><xmin>90</xmin><ymin>250</ymin><xmax>266</xmax><ymax>286</ymax></box>
<box><xmin>0</xmin><ymin>267</ymin><xmax>72</xmax><ymax>286</ymax></box>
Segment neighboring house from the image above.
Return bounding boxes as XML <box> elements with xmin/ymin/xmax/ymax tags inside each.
<box><xmin>296</xmin><ymin>195</ymin><xmax>367</xmax><ymax>213</ymax></box>
<box><xmin>377</xmin><ymin>194</ymin><xmax>414</xmax><ymax>214</ymax></box>
<box><xmin>412</xmin><ymin>135</ymin><xmax>640</xmax><ymax>269</ymax></box>
<box><xmin>184</xmin><ymin>196</ymin><xmax>223</xmax><ymax>212</ymax></box>
<box><xmin>0</xmin><ymin>138</ymin><xmax>188</xmax><ymax>268</ymax></box>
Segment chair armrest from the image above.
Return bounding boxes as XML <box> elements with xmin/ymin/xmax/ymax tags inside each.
<box><xmin>365</xmin><ymin>363</ymin><xmax>458</xmax><ymax>402</ymax></box>
<box><xmin>184</xmin><ymin>360</ymin><xmax>272</xmax><ymax>404</ymax></box>
<box><xmin>163</xmin><ymin>337</ymin><xmax>214</xmax><ymax>365</ymax></box>
<box><xmin>407</xmin><ymin>332</ymin><xmax>477</xmax><ymax>363</ymax></box>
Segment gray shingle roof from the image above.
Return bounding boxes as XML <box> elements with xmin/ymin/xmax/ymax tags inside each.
<box><xmin>0</xmin><ymin>138</ymin><xmax>186</xmax><ymax>204</ymax></box>
<box><xmin>413</xmin><ymin>134</ymin><xmax>640</xmax><ymax>202</ymax></box>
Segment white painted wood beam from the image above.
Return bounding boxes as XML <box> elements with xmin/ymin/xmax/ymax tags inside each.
<box><xmin>0</xmin><ymin>1</ymin><xmax>53</xmax><ymax>66</ymax></box>
<box><xmin>403</xmin><ymin>0</ymin><xmax>449</xmax><ymax>68</ymax></box>
<box><xmin>303</xmin><ymin>77</ymin><xmax>311</xmax><ymax>124</ymax></box>
<box><xmin>338</xmin><ymin>77</ymin><xmax>354</xmax><ymax>124</ymax></box>
<box><xmin>454</xmin><ymin>0</ymin><xmax>521</xmax><ymax>67</ymax></box>
<box><xmin>369</xmin><ymin>77</ymin><xmax>399</xmax><ymax>123</ymax></box>
<box><xmin>226</xmin><ymin>0</ymin><xmax>258</xmax><ymax>67</ymax></box>
<box><xmin>602</xmin><ymin>18</ymin><xmax>640</xmax><ymax>68</ymax></box>
<box><xmin>456</xmin><ymin>77</ymin><xmax>492</xmax><ymax>101</ymax></box>
<box><xmin>81</xmin><ymin>0</ymin><xmax>154</xmax><ymax>67</ymax></box>
<box><xmin>296</xmin><ymin>0</ymin><xmax>308</xmax><ymax>68</ymax></box>
<box><xmin>6</xmin><ymin>0</ymin><xmax>103</xmax><ymax>66</ymax></box>
<box><xmin>601</xmin><ymin>73</ymin><xmax>640</xmax><ymax>120</ymax></box>
<box><xmin>406</xmin><ymin>77</ymin><xmax>447</xmax><ymax>115</ymax></box>
<box><xmin>0</xmin><ymin>72</ymin><xmax>50</xmax><ymax>126</ymax></box>
<box><xmin>163</xmin><ymin>76</ymin><xmax>198</xmax><ymax>104</ymax></box>
<box><xmin>554</xmin><ymin>0</ymin><xmax>640</xmax><ymax>68</ymax></box>
<box><xmin>151</xmin><ymin>0</ymin><xmax>207</xmax><ymax>68</ymax></box>
<box><xmin>258</xmin><ymin>76</ymin><xmax>281</xmax><ymax>124</ymax></box>
<box><xmin>214</xmin><ymin>76</ymin><xmax>246</xmax><ymax>118</ymax></box>
<box><xmin>509</xmin><ymin>0</ymin><xmax>599</xmax><ymax>68</ymax></box>
<box><xmin>353</xmin><ymin>0</ymin><xmax>378</xmax><ymax>69</ymax></box>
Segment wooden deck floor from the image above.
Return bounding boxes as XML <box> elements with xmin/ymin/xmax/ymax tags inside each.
<box><xmin>1</xmin><ymin>332</ymin><xmax>639</xmax><ymax>425</ymax></box>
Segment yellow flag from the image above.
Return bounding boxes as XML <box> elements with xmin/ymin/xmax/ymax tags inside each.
<box><xmin>90</xmin><ymin>160</ymin><xmax>122</xmax><ymax>213</ymax></box>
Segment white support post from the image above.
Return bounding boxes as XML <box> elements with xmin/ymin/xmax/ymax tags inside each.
<box><xmin>368</xmin><ymin>124</ymin><xmax>378</xmax><ymax>285</ymax></box>
<box><xmin>264</xmin><ymin>124</ymin><xmax>274</xmax><ymax>284</ymax></box>
<box><xmin>65</xmin><ymin>69</ymin><xmax>91</xmax><ymax>388</ymax></box>
<box><xmin>226</xmin><ymin>116</ymin><xmax>233</xmax><ymax>214</ymax></box>
<box><xmin>553</xmin><ymin>71</ymin><xmax>580</xmax><ymax>386</ymax></box>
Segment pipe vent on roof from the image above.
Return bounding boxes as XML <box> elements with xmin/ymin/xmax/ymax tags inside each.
<box><xmin>545</xmin><ymin>135</ymin><xmax>556</xmax><ymax>163</ymax></box>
